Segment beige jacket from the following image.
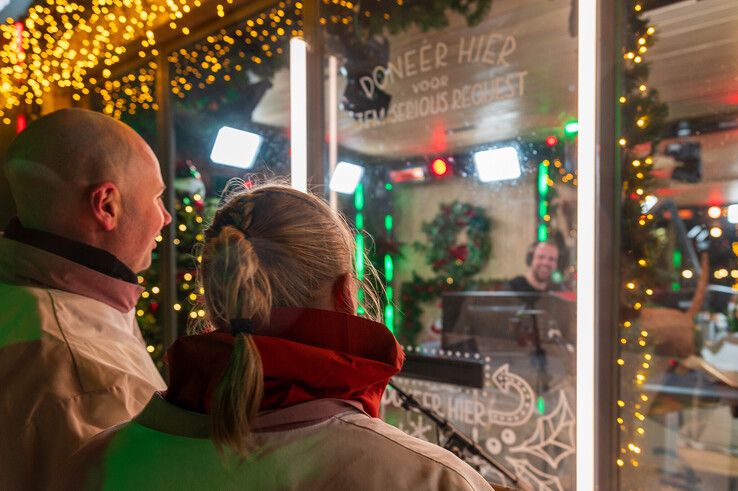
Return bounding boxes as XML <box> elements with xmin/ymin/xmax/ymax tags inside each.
<box><xmin>0</xmin><ymin>236</ymin><xmax>166</xmax><ymax>490</ymax></box>
<box><xmin>68</xmin><ymin>397</ymin><xmax>495</xmax><ymax>490</ymax></box>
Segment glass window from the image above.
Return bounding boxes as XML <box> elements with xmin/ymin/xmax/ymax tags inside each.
<box><xmin>617</xmin><ymin>1</ymin><xmax>738</xmax><ymax>489</ymax></box>
<box><xmin>320</xmin><ymin>0</ymin><xmax>579</xmax><ymax>488</ymax></box>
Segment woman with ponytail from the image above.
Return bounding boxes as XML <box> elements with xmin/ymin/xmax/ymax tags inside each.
<box><xmin>65</xmin><ymin>184</ymin><xmax>494</xmax><ymax>490</ymax></box>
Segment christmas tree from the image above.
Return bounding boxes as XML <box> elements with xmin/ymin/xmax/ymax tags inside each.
<box><xmin>135</xmin><ymin>161</ymin><xmax>212</xmax><ymax>369</ymax></box>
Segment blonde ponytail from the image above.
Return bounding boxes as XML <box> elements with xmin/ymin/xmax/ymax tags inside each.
<box><xmin>200</xmin><ymin>211</ymin><xmax>269</xmax><ymax>456</ymax></box>
<box><xmin>211</xmin><ymin>332</ymin><xmax>263</xmax><ymax>456</ymax></box>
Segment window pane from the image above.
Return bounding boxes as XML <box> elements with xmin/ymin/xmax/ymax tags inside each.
<box><xmin>321</xmin><ymin>1</ymin><xmax>579</xmax><ymax>488</ymax></box>
<box><xmin>617</xmin><ymin>1</ymin><xmax>738</xmax><ymax>489</ymax></box>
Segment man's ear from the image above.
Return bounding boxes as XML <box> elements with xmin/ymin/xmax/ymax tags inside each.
<box><xmin>332</xmin><ymin>273</ymin><xmax>357</xmax><ymax>315</ymax></box>
<box><xmin>89</xmin><ymin>182</ymin><xmax>121</xmax><ymax>232</ymax></box>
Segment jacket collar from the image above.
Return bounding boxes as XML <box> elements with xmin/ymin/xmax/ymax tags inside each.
<box><xmin>165</xmin><ymin>308</ymin><xmax>405</xmax><ymax>418</ymax></box>
<box><xmin>0</xmin><ymin>221</ymin><xmax>143</xmax><ymax>312</ymax></box>
<box><xmin>3</xmin><ymin>217</ymin><xmax>138</xmax><ymax>284</ymax></box>
<box><xmin>136</xmin><ymin>394</ymin><xmax>364</xmax><ymax>438</ymax></box>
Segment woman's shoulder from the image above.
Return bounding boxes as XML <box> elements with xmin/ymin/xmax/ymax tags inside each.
<box><xmin>331</xmin><ymin>411</ymin><xmax>495</xmax><ymax>490</ymax></box>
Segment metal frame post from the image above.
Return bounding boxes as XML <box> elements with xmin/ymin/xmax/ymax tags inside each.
<box><xmin>302</xmin><ymin>0</ymin><xmax>327</xmax><ymax>198</ymax></box>
<box><xmin>595</xmin><ymin>0</ymin><xmax>621</xmax><ymax>488</ymax></box>
<box><xmin>155</xmin><ymin>53</ymin><xmax>178</xmax><ymax>354</ymax></box>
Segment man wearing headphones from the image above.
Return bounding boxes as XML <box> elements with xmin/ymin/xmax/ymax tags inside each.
<box><xmin>507</xmin><ymin>241</ymin><xmax>561</xmax><ymax>292</ymax></box>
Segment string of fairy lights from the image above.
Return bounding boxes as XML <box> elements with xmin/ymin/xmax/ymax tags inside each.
<box><xmin>0</xmin><ymin>0</ymin><xmax>219</xmax><ymax>122</ymax></box>
<box><xmin>0</xmin><ymin>0</ymin><xmax>372</xmax><ymax>121</ymax></box>
<box><xmin>616</xmin><ymin>1</ymin><xmax>661</xmax><ymax>471</ymax></box>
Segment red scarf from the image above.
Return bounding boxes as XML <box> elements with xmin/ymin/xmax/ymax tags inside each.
<box><xmin>165</xmin><ymin>308</ymin><xmax>404</xmax><ymax>418</ymax></box>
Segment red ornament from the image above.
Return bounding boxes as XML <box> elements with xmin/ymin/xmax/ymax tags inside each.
<box><xmin>449</xmin><ymin>245</ymin><xmax>468</xmax><ymax>261</ymax></box>
<box><xmin>149</xmin><ymin>302</ymin><xmax>159</xmax><ymax>313</ymax></box>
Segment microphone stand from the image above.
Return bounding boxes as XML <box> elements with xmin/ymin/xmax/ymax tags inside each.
<box><xmin>388</xmin><ymin>380</ymin><xmax>519</xmax><ymax>486</ymax></box>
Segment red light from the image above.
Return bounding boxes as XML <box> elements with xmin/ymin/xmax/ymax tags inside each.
<box><xmin>16</xmin><ymin>114</ymin><xmax>26</xmax><ymax>134</ymax></box>
<box><xmin>430</xmin><ymin>158</ymin><xmax>449</xmax><ymax>177</ymax></box>
<box><xmin>389</xmin><ymin>166</ymin><xmax>426</xmax><ymax>184</ymax></box>
<box><xmin>545</xmin><ymin>135</ymin><xmax>558</xmax><ymax>147</ymax></box>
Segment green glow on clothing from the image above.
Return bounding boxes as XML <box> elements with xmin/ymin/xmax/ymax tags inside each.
<box><xmin>92</xmin><ymin>422</ymin><xmax>323</xmax><ymax>490</ymax></box>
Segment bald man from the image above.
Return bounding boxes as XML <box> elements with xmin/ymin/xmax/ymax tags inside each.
<box><xmin>0</xmin><ymin>109</ymin><xmax>170</xmax><ymax>488</ymax></box>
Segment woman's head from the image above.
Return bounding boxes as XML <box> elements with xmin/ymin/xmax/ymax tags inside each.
<box><xmin>197</xmin><ymin>182</ymin><xmax>380</xmax><ymax>455</ymax></box>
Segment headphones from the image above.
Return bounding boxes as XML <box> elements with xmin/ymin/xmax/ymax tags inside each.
<box><xmin>525</xmin><ymin>241</ymin><xmax>562</xmax><ymax>267</ymax></box>
<box><xmin>525</xmin><ymin>242</ymin><xmax>538</xmax><ymax>267</ymax></box>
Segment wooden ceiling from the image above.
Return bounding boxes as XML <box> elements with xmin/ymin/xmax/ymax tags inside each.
<box><xmin>648</xmin><ymin>0</ymin><xmax>738</xmax><ymax>206</ymax></box>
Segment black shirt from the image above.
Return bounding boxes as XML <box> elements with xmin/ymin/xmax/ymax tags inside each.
<box><xmin>506</xmin><ymin>275</ymin><xmax>561</xmax><ymax>293</ymax></box>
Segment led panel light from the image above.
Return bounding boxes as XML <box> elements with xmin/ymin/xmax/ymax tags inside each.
<box><xmin>329</xmin><ymin>161</ymin><xmax>365</xmax><ymax>194</ymax></box>
<box><xmin>210</xmin><ymin>126</ymin><xmax>262</xmax><ymax>169</ymax></box>
<box><xmin>473</xmin><ymin>147</ymin><xmax>521</xmax><ymax>182</ymax></box>
<box><xmin>641</xmin><ymin>195</ymin><xmax>658</xmax><ymax>213</ymax></box>
<box><xmin>728</xmin><ymin>204</ymin><xmax>738</xmax><ymax>224</ymax></box>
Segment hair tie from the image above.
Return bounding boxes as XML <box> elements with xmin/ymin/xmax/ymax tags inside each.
<box><xmin>229</xmin><ymin>318</ymin><xmax>255</xmax><ymax>336</ymax></box>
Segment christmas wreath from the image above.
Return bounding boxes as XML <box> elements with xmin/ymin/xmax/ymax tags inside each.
<box><xmin>398</xmin><ymin>201</ymin><xmax>498</xmax><ymax>345</ymax></box>
<box><xmin>416</xmin><ymin>201</ymin><xmax>491</xmax><ymax>277</ymax></box>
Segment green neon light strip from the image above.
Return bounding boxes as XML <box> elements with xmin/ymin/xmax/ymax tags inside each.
<box><xmin>384</xmin><ymin>254</ymin><xmax>394</xmax><ymax>282</ymax></box>
<box><xmin>538</xmin><ymin>162</ymin><xmax>549</xmax><ymax>197</ymax></box>
<box><xmin>357</xmin><ymin>288</ymin><xmax>365</xmax><ymax>315</ymax></box>
<box><xmin>537</xmin><ymin>396</ymin><xmax>545</xmax><ymax>414</ymax></box>
<box><xmin>354</xmin><ymin>183</ymin><xmax>365</xmax><ymax>315</ymax></box>
<box><xmin>673</xmin><ymin>249</ymin><xmax>682</xmax><ymax>268</ymax></box>
<box><xmin>672</xmin><ymin>250</ymin><xmax>682</xmax><ymax>291</ymax></box>
<box><xmin>538</xmin><ymin>224</ymin><xmax>548</xmax><ymax>242</ymax></box>
<box><xmin>354</xmin><ymin>183</ymin><xmax>364</xmax><ymax>211</ymax></box>
<box><xmin>538</xmin><ymin>161</ymin><xmax>549</xmax><ymax>240</ymax></box>
<box><xmin>384</xmin><ymin>304</ymin><xmax>394</xmax><ymax>333</ymax></box>
<box><xmin>355</xmin><ymin>233</ymin><xmax>365</xmax><ymax>280</ymax></box>
<box><xmin>539</xmin><ymin>200</ymin><xmax>548</xmax><ymax>218</ymax></box>
<box><xmin>384</xmin><ymin>214</ymin><xmax>393</xmax><ymax>232</ymax></box>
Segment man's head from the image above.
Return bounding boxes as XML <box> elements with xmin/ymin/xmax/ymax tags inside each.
<box><xmin>526</xmin><ymin>241</ymin><xmax>560</xmax><ymax>285</ymax></box>
<box><xmin>3</xmin><ymin>108</ymin><xmax>171</xmax><ymax>272</ymax></box>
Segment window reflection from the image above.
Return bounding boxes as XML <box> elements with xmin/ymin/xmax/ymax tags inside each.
<box><xmin>323</xmin><ymin>0</ymin><xmax>579</xmax><ymax>488</ymax></box>
<box><xmin>619</xmin><ymin>1</ymin><xmax>738</xmax><ymax>489</ymax></box>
